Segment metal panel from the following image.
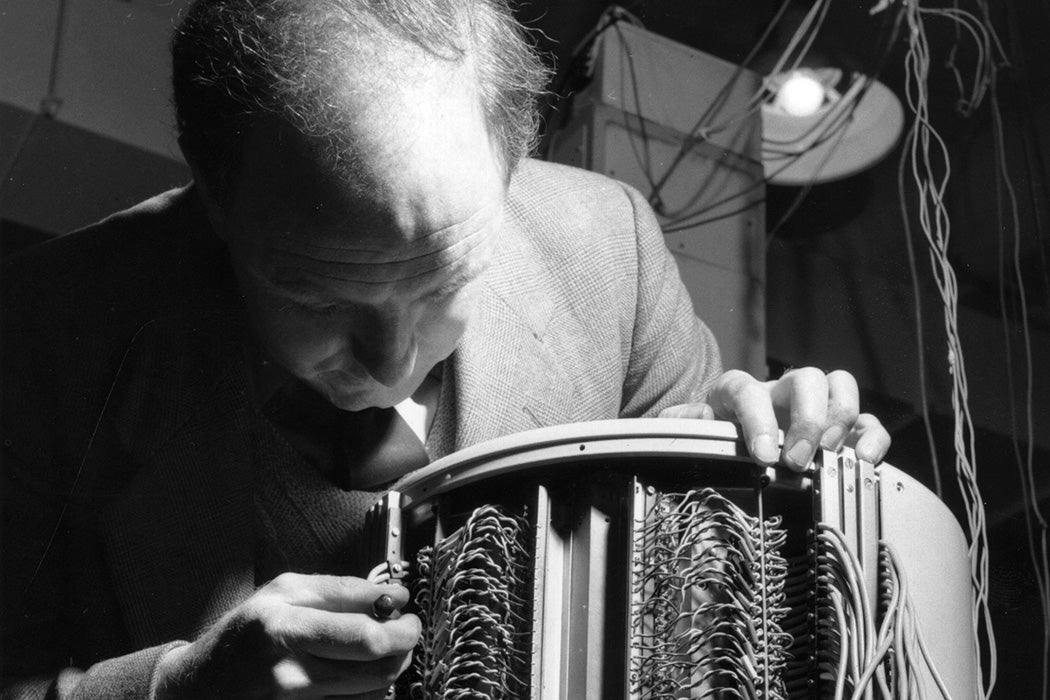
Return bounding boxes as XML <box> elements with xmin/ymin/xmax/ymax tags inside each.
<box><xmin>533</xmin><ymin>483</ymin><xmax>565</xmax><ymax>699</ymax></box>
<box><xmin>816</xmin><ymin>448</ymin><xmax>843</xmax><ymax>529</ymax></box>
<box><xmin>878</xmin><ymin>464</ymin><xmax>978</xmax><ymax>700</ymax></box>
<box><xmin>855</xmin><ymin>459</ymin><xmax>880</xmax><ymax>611</ymax></box>
<box><xmin>564</xmin><ymin>503</ymin><xmax>612</xmax><ymax>699</ymax></box>
<box><xmin>626</xmin><ymin>478</ymin><xmax>647</xmax><ymax>700</ymax></box>
<box><xmin>586</xmin><ymin>21</ymin><xmax>762</xmax><ymax>154</ymax></box>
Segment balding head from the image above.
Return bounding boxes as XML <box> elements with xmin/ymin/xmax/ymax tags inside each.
<box><xmin>172</xmin><ymin>0</ymin><xmax>549</xmax><ymax>206</ymax></box>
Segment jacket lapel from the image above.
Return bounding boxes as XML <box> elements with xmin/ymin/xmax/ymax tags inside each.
<box><xmin>99</xmin><ymin>312</ymin><xmax>258</xmax><ymax>648</ymax></box>
<box><xmin>431</xmin><ymin>216</ymin><xmax>578</xmax><ymax>456</ymax></box>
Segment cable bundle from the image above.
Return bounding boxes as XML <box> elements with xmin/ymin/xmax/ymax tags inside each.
<box><xmin>408</xmin><ymin>505</ymin><xmax>532</xmax><ymax>699</ymax></box>
<box><xmin>868</xmin><ymin>541</ymin><xmax>954</xmax><ymax>699</ymax></box>
<box><xmin>814</xmin><ymin>525</ymin><xmax>954</xmax><ymax>700</ymax></box>
<box><xmin>888</xmin><ymin>1</ymin><xmax>1014</xmax><ymax>694</ymax></box>
<box><xmin>630</xmin><ymin>487</ymin><xmax>791</xmax><ymax>699</ymax></box>
<box><xmin>815</xmin><ymin>524</ymin><xmax>881</xmax><ymax>699</ymax></box>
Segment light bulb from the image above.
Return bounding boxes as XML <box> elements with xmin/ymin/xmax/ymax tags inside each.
<box><xmin>775</xmin><ymin>72</ymin><xmax>826</xmax><ymax>117</ymax></box>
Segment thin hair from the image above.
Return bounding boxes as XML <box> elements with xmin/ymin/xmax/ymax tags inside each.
<box><xmin>172</xmin><ymin>0</ymin><xmax>550</xmax><ymax>204</ymax></box>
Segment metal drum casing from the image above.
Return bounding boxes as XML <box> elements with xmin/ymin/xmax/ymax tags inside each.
<box><xmin>379</xmin><ymin>418</ymin><xmax>976</xmax><ymax>700</ymax></box>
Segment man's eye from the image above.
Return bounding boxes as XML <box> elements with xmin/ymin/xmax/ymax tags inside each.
<box><xmin>312</xmin><ymin>303</ymin><xmax>345</xmax><ymax>316</ymax></box>
<box><xmin>286</xmin><ymin>298</ymin><xmax>343</xmax><ymax>316</ymax></box>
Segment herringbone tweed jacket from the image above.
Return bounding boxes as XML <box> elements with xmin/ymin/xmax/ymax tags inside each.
<box><xmin>0</xmin><ymin>159</ymin><xmax>721</xmax><ymax>698</ymax></box>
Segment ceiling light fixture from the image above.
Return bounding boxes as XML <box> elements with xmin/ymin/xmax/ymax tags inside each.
<box><xmin>761</xmin><ymin>68</ymin><xmax>904</xmax><ymax>185</ymax></box>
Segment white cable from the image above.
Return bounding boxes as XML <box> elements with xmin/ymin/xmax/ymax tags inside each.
<box><xmin>897</xmin><ymin>2</ymin><xmax>999</xmax><ymax>696</ymax></box>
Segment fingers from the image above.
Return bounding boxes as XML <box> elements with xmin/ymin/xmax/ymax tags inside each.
<box><xmin>258</xmin><ymin>576</ymin><xmax>418</xmax><ymax>697</ymax></box>
<box><xmin>767</xmin><ymin>367</ymin><xmax>828</xmax><ymax>470</ymax></box>
<box><xmin>821</xmin><ymin>370</ymin><xmax>860</xmax><ymax>451</ymax></box>
<box><xmin>159</xmin><ymin>574</ymin><xmax>419</xmax><ymax>699</ymax></box>
<box><xmin>709</xmin><ymin>370</ymin><xmax>780</xmax><ymax>465</ymax></box>
<box><xmin>768</xmin><ymin>368</ymin><xmax>861</xmax><ymax>470</ymax></box>
<box><xmin>261</xmin><ymin>573</ymin><xmax>411</xmax><ymax>614</ymax></box>
<box><xmin>708</xmin><ymin>367</ymin><xmax>890</xmax><ymax>472</ymax></box>
<box><xmin>844</xmin><ymin>412</ymin><xmax>892</xmax><ymax>464</ymax></box>
<box><xmin>257</xmin><ymin>574</ymin><xmax>418</xmax><ymax>692</ymax></box>
<box><xmin>280</xmin><ymin>608</ymin><xmax>421</xmax><ymax>661</ymax></box>
<box><xmin>255</xmin><ymin>574</ymin><xmax>419</xmax><ymax>661</ymax></box>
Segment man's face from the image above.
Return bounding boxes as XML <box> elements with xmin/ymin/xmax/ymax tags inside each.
<box><xmin>214</xmin><ymin>70</ymin><xmax>507</xmax><ymax>411</ymax></box>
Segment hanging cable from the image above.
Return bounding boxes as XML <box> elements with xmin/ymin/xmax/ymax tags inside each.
<box><xmin>897</xmin><ymin>127</ymin><xmax>944</xmax><ymax>499</ymax></box>
<box><xmin>980</xmin><ymin>3</ymin><xmax>1050</xmax><ymax>696</ymax></box>
<box><xmin>883</xmin><ymin>0</ymin><xmax>1008</xmax><ymax>694</ymax></box>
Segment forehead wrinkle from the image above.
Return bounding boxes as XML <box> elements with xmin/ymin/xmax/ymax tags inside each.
<box><xmin>260</xmin><ymin>232</ymin><xmax>493</xmax><ymax>304</ymax></box>
<box><xmin>293</xmin><ymin>200</ymin><xmax>499</xmax><ymax>256</ymax></box>
<box><xmin>267</xmin><ymin>220</ymin><xmax>493</xmax><ymax>285</ymax></box>
<box><xmin>254</xmin><ymin>243</ymin><xmax>487</xmax><ymax>314</ymax></box>
<box><xmin>285</xmin><ymin>210</ymin><xmax>493</xmax><ymax>262</ymax></box>
<box><xmin>286</xmin><ymin>230</ymin><xmax>491</xmax><ymax>288</ymax></box>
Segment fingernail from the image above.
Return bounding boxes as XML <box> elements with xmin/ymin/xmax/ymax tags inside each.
<box><xmin>821</xmin><ymin>425</ymin><xmax>846</xmax><ymax>451</ymax></box>
<box><xmin>786</xmin><ymin>439</ymin><xmax>815</xmax><ymax>469</ymax></box>
<box><xmin>752</xmin><ymin>434</ymin><xmax>778</xmax><ymax>464</ymax></box>
<box><xmin>855</xmin><ymin>444</ymin><xmax>878</xmax><ymax>464</ymax></box>
<box><xmin>372</xmin><ymin>594</ymin><xmax>397</xmax><ymax>620</ymax></box>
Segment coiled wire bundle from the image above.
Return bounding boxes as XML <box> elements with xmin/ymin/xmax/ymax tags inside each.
<box><xmin>630</xmin><ymin>487</ymin><xmax>792</xmax><ymax>699</ymax></box>
<box><xmin>379</xmin><ymin>420</ymin><xmax>975</xmax><ymax>699</ymax></box>
<box><xmin>408</xmin><ymin>505</ymin><xmax>532</xmax><ymax>699</ymax></box>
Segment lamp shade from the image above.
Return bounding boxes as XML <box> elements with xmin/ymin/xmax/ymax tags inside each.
<box><xmin>762</xmin><ymin>69</ymin><xmax>904</xmax><ymax>185</ymax></box>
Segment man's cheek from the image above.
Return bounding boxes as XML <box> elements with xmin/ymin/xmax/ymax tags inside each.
<box><xmin>256</xmin><ymin>311</ymin><xmax>340</xmax><ymax>369</ymax></box>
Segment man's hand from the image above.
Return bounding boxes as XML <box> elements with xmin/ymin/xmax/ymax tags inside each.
<box><xmin>659</xmin><ymin>367</ymin><xmax>891</xmax><ymax>471</ymax></box>
<box><xmin>155</xmin><ymin>573</ymin><xmax>420</xmax><ymax>699</ymax></box>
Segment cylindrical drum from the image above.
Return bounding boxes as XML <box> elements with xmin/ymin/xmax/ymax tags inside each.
<box><xmin>367</xmin><ymin>418</ymin><xmax>976</xmax><ymax>700</ymax></box>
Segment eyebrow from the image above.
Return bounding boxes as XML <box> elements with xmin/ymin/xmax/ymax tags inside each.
<box><xmin>259</xmin><ymin>251</ymin><xmax>487</xmax><ymax>311</ymax></box>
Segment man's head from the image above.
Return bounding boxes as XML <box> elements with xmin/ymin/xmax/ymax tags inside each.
<box><xmin>170</xmin><ymin>0</ymin><xmax>549</xmax><ymax>410</ymax></box>
<box><xmin>172</xmin><ymin>0</ymin><xmax>547</xmax><ymax>204</ymax></box>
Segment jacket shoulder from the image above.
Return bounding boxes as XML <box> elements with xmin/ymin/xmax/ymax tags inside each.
<box><xmin>1</xmin><ymin>188</ymin><xmax>237</xmax><ymax>464</ymax></box>
<box><xmin>2</xmin><ymin>187</ymin><xmax>232</xmax><ymax>334</ymax></box>
<box><xmin>507</xmin><ymin>159</ymin><xmax>641</xmax><ymax>235</ymax></box>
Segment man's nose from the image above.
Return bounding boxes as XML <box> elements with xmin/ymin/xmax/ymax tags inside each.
<box><xmin>351</xmin><ymin>319</ymin><xmax>418</xmax><ymax>387</ymax></box>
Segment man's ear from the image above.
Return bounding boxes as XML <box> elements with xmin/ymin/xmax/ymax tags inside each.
<box><xmin>179</xmin><ymin>135</ymin><xmax>230</xmax><ymax>241</ymax></box>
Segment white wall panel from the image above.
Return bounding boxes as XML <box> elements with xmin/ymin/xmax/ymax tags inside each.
<box><xmin>58</xmin><ymin>0</ymin><xmax>183</xmax><ymax>159</ymax></box>
<box><xmin>1</xmin><ymin>0</ymin><xmax>188</xmax><ymax>160</ymax></box>
<box><xmin>0</xmin><ymin>0</ymin><xmax>61</xmax><ymax>113</ymax></box>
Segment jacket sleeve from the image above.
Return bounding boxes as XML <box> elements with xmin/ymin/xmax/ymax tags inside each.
<box><xmin>1</xmin><ymin>413</ymin><xmax>191</xmax><ymax>700</ymax></box>
<box><xmin>616</xmin><ymin>182</ymin><xmax>723</xmax><ymax>417</ymax></box>
<box><xmin>1</xmin><ymin>644</ymin><xmax>184</xmax><ymax>700</ymax></box>
<box><xmin>1</xmin><ymin>249</ymin><xmax>187</xmax><ymax>700</ymax></box>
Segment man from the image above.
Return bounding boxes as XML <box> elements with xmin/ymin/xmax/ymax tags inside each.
<box><xmin>0</xmin><ymin>0</ymin><xmax>889</xmax><ymax>697</ymax></box>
